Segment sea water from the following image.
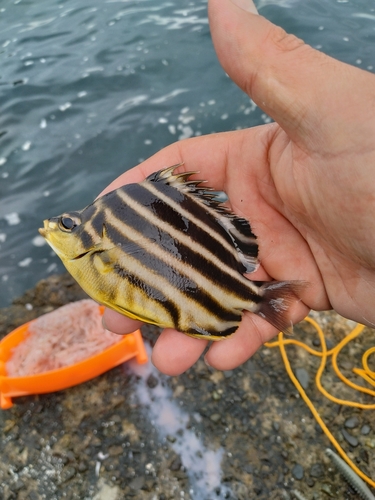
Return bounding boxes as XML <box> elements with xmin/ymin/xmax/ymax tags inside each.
<box><xmin>0</xmin><ymin>0</ymin><xmax>374</xmax><ymax>307</ymax></box>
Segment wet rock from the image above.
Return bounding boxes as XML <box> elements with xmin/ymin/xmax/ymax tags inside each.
<box><xmin>295</xmin><ymin>368</ymin><xmax>309</xmax><ymax>389</ymax></box>
<box><xmin>212</xmin><ymin>390</ymin><xmax>222</xmax><ymax>401</ymax></box>
<box><xmin>341</xmin><ymin>429</ymin><xmax>359</xmax><ymax>447</ymax></box>
<box><xmin>13</xmin><ymin>479</ymin><xmax>25</xmax><ymax>491</ymax></box>
<box><xmin>359</xmin><ymin>448</ymin><xmax>369</xmax><ymax>464</ymax></box>
<box><xmin>108</xmin><ymin>445</ymin><xmax>123</xmax><ymax>457</ymax></box>
<box><xmin>321</xmin><ymin>484</ymin><xmax>335</xmax><ymax>497</ymax></box>
<box><xmin>361</xmin><ymin>424</ymin><xmax>371</xmax><ymax>435</ymax></box>
<box><xmin>310</xmin><ymin>463</ymin><xmax>324</xmax><ymax>478</ymax></box>
<box><xmin>77</xmin><ymin>461</ymin><xmax>88</xmax><ymax>472</ymax></box>
<box><xmin>146</xmin><ymin>374</ymin><xmax>159</xmax><ymax>389</ymax></box>
<box><xmin>344</xmin><ymin>416</ymin><xmax>359</xmax><ymax>429</ymax></box>
<box><xmin>60</xmin><ymin>466</ymin><xmax>76</xmax><ymax>483</ymax></box>
<box><xmin>306</xmin><ymin>477</ymin><xmax>315</xmax><ymax>487</ymax></box>
<box><xmin>364</xmin><ymin>438</ymin><xmax>375</xmax><ymax>448</ymax></box>
<box><xmin>129</xmin><ymin>476</ymin><xmax>145</xmax><ymax>490</ymax></box>
<box><xmin>292</xmin><ymin>464</ymin><xmax>304</xmax><ymax>480</ymax></box>
<box><xmin>170</xmin><ymin>456</ymin><xmax>182</xmax><ymax>471</ymax></box>
<box><xmin>277</xmin><ymin>383</ymin><xmax>286</xmax><ymax>394</ymax></box>
<box><xmin>3</xmin><ymin>420</ymin><xmax>16</xmax><ymax>433</ymax></box>
<box><xmin>210</xmin><ymin>413</ymin><xmax>221</xmax><ymax>423</ymax></box>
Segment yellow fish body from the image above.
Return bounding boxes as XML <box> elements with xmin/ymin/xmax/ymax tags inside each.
<box><xmin>39</xmin><ymin>165</ymin><xmax>303</xmax><ymax>339</ymax></box>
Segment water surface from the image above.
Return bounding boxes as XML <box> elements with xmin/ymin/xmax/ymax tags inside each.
<box><xmin>0</xmin><ymin>0</ymin><xmax>374</xmax><ymax>306</ymax></box>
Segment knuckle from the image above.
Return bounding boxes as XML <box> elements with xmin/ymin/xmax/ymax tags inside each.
<box><xmin>267</xmin><ymin>25</ymin><xmax>305</xmax><ymax>54</ymax></box>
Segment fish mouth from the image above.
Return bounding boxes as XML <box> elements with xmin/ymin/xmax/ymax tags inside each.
<box><xmin>38</xmin><ymin>219</ymin><xmax>50</xmax><ymax>239</ymax></box>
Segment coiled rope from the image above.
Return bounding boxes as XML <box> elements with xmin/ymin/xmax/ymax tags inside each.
<box><xmin>265</xmin><ymin>317</ymin><xmax>375</xmax><ymax>489</ymax></box>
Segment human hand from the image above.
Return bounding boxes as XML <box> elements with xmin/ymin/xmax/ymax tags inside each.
<box><xmin>102</xmin><ymin>0</ymin><xmax>375</xmax><ymax>375</ymax></box>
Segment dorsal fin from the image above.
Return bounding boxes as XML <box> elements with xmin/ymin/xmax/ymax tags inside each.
<box><xmin>146</xmin><ymin>165</ymin><xmax>259</xmax><ymax>274</ymax></box>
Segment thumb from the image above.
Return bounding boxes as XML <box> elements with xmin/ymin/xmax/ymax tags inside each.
<box><xmin>208</xmin><ymin>0</ymin><xmax>374</xmax><ymax>153</ymax></box>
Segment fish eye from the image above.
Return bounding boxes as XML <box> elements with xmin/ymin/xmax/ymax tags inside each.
<box><xmin>59</xmin><ymin>216</ymin><xmax>77</xmax><ymax>232</ymax></box>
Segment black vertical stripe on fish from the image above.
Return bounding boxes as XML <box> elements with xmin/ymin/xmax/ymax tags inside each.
<box><xmin>112</xmin><ymin>262</ymin><xmax>181</xmax><ymax>327</ymax></box>
<box><xmin>78</xmin><ymin>227</ymin><xmax>95</xmax><ymax>250</ymax></box>
<box><xmin>84</xmin><ymin>205</ymin><xmax>105</xmax><ymax>237</ymax></box>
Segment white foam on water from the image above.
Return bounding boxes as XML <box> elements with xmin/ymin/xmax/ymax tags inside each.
<box><xmin>59</xmin><ymin>102</ymin><xmax>72</xmax><ymax>112</ymax></box>
<box><xmin>140</xmin><ymin>14</ymin><xmax>208</xmax><ymax>31</ymax></box>
<box><xmin>352</xmin><ymin>13</ymin><xmax>375</xmax><ymax>20</ymax></box>
<box><xmin>257</xmin><ymin>0</ymin><xmax>299</xmax><ymax>7</ymax></box>
<box><xmin>116</xmin><ymin>94</ymin><xmax>148</xmax><ymax>111</ymax></box>
<box><xmin>32</xmin><ymin>235</ymin><xmax>46</xmax><ymax>247</ymax></box>
<box><xmin>178</xmin><ymin>125</ymin><xmax>194</xmax><ymax>140</ymax></box>
<box><xmin>151</xmin><ymin>88</ymin><xmax>189</xmax><ymax>104</ymax></box>
<box><xmin>178</xmin><ymin>114</ymin><xmax>195</xmax><ymax>125</ymax></box>
<box><xmin>47</xmin><ymin>263</ymin><xmax>58</xmax><ymax>273</ymax></box>
<box><xmin>128</xmin><ymin>346</ymin><xmax>232</xmax><ymax>500</ymax></box>
<box><xmin>4</xmin><ymin>212</ymin><xmax>20</xmax><ymax>226</ymax></box>
<box><xmin>18</xmin><ymin>17</ymin><xmax>57</xmax><ymax>33</ymax></box>
<box><xmin>18</xmin><ymin>257</ymin><xmax>32</xmax><ymax>267</ymax></box>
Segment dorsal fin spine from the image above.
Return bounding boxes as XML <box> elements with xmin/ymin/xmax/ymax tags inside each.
<box><xmin>146</xmin><ymin>165</ymin><xmax>259</xmax><ymax>274</ymax></box>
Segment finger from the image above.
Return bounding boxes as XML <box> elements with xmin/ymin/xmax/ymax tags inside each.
<box><xmin>208</xmin><ymin>0</ymin><xmax>374</xmax><ymax>152</ymax></box>
<box><xmin>205</xmin><ymin>298</ymin><xmax>310</xmax><ymax>371</ymax></box>
<box><xmin>151</xmin><ymin>329</ymin><xmax>209</xmax><ymax>376</ymax></box>
<box><xmin>99</xmin><ymin>130</ymin><xmax>241</xmax><ymax>196</ymax></box>
<box><xmin>103</xmin><ymin>308</ymin><xmax>143</xmax><ymax>334</ymax></box>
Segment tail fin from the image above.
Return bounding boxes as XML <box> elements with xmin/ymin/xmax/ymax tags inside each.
<box><xmin>255</xmin><ymin>281</ymin><xmax>307</xmax><ymax>334</ymax></box>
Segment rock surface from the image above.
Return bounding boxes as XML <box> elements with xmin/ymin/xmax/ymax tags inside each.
<box><xmin>0</xmin><ymin>274</ymin><xmax>374</xmax><ymax>499</ymax></box>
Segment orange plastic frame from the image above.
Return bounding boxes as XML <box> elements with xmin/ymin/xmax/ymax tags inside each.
<box><xmin>0</xmin><ymin>306</ymin><xmax>148</xmax><ymax>409</ymax></box>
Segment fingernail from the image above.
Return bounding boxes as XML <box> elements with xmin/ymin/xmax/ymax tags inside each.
<box><xmin>230</xmin><ymin>0</ymin><xmax>259</xmax><ymax>14</ymax></box>
<box><xmin>204</xmin><ymin>356</ymin><xmax>212</xmax><ymax>368</ymax></box>
<box><xmin>102</xmin><ymin>316</ymin><xmax>109</xmax><ymax>331</ymax></box>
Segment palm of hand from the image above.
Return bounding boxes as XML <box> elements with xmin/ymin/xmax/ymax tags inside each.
<box><xmin>101</xmin><ymin>123</ymin><xmax>352</xmax><ymax>374</ymax></box>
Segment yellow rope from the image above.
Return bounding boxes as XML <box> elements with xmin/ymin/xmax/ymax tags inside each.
<box><xmin>264</xmin><ymin>316</ymin><xmax>375</xmax><ymax>489</ymax></box>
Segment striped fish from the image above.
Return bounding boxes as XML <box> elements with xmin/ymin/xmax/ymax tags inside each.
<box><xmin>39</xmin><ymin>165</ymin><xmax>304</xmax><ymax>339</ymax></box>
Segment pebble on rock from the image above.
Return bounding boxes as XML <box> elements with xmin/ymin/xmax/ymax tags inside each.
<box><xmin>341</xmin><ymin>429</ymin><xmax>359</xmax><ymax>447</ymax></box>
<box><xmin>361</xmin><ymin>424</ymin><xmax>371</xmax><ymax>435</ymax></box>
<box><xmin>309</xmin><ymin>463</ymin><xmax>324</xmax><ymax>478</ymax></box>
<box><xmin>344</xmin><ymin>416</ymin><xmax>359</xmax><ymax>429</ymax></box>
<box><xmin>295</xmin><ymin>368</ymin><xmax>309</xmax><ymax>390</ymax></box>
<box><xmin>291</xmin><ymin>464</ymin><xmax>304</xmax><ymax>480</ymax></box>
